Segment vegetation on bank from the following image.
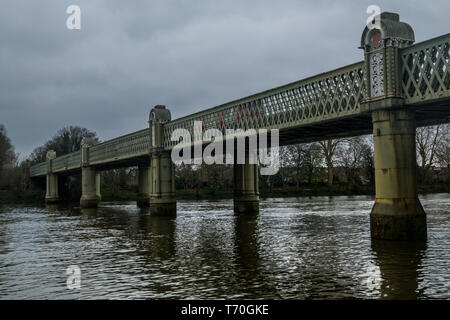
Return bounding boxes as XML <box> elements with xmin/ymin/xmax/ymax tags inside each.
<box><xmin>1</xmin><ymin>123</ymin><xmax>450</xmax><ymax>205</ymax></box>
<box><xmin>2</xmin><ymin>183</ymin><xmax>450</xmax><ymax>205</ymax></box>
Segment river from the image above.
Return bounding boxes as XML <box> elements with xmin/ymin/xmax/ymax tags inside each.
<box><xmin>0</xmin><ymin>194</ymin><xmax>449</xmax><ymax>299</ymax></box>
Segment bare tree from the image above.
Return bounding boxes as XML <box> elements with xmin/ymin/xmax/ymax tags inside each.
<box><xmin>28</xmin><ymin>126</ymin><xmax>99</xmax><ymax>164</ymax></box>
<box><xmin>0</xmin><ymin>125</ymin><xmax>17</xmax><ymax>185</ymax></box>
<box><xmin>318</xmin><ymin>139</ymin><xmax>342</xmax><ymax>185</ymax></box>
<box><xmin>436</xmin><ymin>125</ymin><xmax>450</xmax><ymax>168</ymax></box>
<box><xmin>336</xmin><ymin>136</ymin><xmax>370</xmax><ymax>184</ymax></box>
<box><xmin>416</xmin><ymin>125</ymin><xmax>448</xmax><ymax>183</ymax></box>
<box><xmin>285</xmin><ymin>143</ymin><xmax>323</xmax><ymax>186</ymax></box>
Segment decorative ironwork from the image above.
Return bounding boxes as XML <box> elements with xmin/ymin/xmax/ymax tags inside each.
<box><xmin>163</xmin><ymin>61</ymin><xmax>366</xmax><ymax>148</ymax></box>
<box><xmin>370</xmin><ymin>52</ymin><xmax>385</xmax><ymax>97</ymax></box>
<box><xmin>52</xmin><ymin>152</ymin><xmax>81</xmax><ymax>173</ymax></box>
<box><xmin>401</xmin><ymin>33</ymin><xmax>450</xmax><ymax>104</ymax></box>
<box><xmin>88</xmin><ymin>129</ymin><xmax>150</xmax><ymax>165</ymax></box>
<box><xmin>29</xmin><ymin>33</ymin><xmax>450</xmax><ymax>178</ymax></box>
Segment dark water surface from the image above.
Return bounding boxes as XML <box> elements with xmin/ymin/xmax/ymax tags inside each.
<box><xmin>0</xmin><ymin>194</ymin><xmax>449</xmax><ymax>299</ymax></box>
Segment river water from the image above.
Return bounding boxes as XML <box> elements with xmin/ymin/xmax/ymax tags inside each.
<box><xmin>0</xmin><ymin>194</ymin><xmax>449</xmax><ymax>300</ymax></box>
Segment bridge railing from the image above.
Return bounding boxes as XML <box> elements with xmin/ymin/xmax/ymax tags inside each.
<box><xmin>28</xmin><ymin>32</ymin><xmax>450</xmax><ymax>177</ymax></box>
<box><xmin>52</xmin><ymin>152</ymin><xmax>81</xmax><ymax>173</ymax></box>
<box><xmin>30</xmin><ymin>162</ymin><xmax>47</xmax><ymax>177</ymax></box>
<box><xmin>88</xmin><ymin>128</ymin><xmax>150</xmax><ymax>165</ymax></box>
<box><xmin>401</xmin><ymin>33</ymin><xmax>450</xmax><ymax>104</ymax></box>
<box><xmin>162</xmin><ymin>61</ymin><xmax>366</xmax><ymax>148</ymax></box>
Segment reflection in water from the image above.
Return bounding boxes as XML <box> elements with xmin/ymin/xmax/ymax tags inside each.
<box><xmin>138</xmin><ymin>209</ymin><xmax>176</xmax><ymax>259</ymax></box>
<box><xmin>372</xmin><ymin>240</ymin><xmax>427</xmax><ymax>299</ymax></box>
<box><xmin>232</xmin><ymin>213</ymin><xmax>277</xmax><ymax>297</ymax></box>
<box><xmin>80</xmin><ymin>208</ymin><xmax>98</xmax><ymax>216</ymax></box>
<box><xmin>0</xmin><ymin>194</ymin><xmax>449</xmax><ymax>299</ymax></box>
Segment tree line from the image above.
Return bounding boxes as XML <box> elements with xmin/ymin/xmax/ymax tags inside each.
<box><xmin>0</xmin><ymin>124</ymin><xmax>449</xmax><ymax>203</ymax></box>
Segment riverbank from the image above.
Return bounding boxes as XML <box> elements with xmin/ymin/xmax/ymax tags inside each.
<box><xmin>1</xmin><ymin>184</ymin><xmax>449</xmax><ymax>205</ymax></box>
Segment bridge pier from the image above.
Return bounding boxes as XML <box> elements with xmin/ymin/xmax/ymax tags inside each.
<box><xmin>234</xmin><ymin>162</ymin><xmax>259</xmax><ymax>214</ymax></box>
<box><xmin>45</xmin><ymin>150</ymin><xmax>59</xmax><ymax>204</ymax></box>
<box><xmin>149</xmin><ymin>150</ymin><xmax>176</xmax><ymax>215</ymax></box>
<box><xmin>80</xmin><ymin>137</ymin><xmax>101</xmax><ymax>208</ymax></box>
<box><xmin>80</xmin><ymin>166</ymin><xmax>101</xmax><ymax>208</ymax></box>
<box><xmin>45</xmin><ymin>173</ymin><xmax>59</xmax><ymax>204</ymax></box>
<box><xmin>137</xmin><ymin>164</ymin><xmax>151</xmax><ymax>207</ymax></box>
<box><xmin>361</xmin><ymin>12</ymin><xmax>427</xmax><ymax>240</ymax></box>
<box><xmin>371</xmin><ymin>109</ymin><xmax>426</xmax><ymax>240</ymax></box>
<box><xmin>148</xmin><ymin>105</ymin><xmax>176</xmax><ymax>215</ymax></box>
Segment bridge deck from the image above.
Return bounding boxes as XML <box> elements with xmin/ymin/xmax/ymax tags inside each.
<box><xmin>30</xmin><ymin>33</ymin><xmax>450</xmax><ymax>177</ymax></box>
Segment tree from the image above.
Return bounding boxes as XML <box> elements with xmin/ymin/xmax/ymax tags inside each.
<box><xmin>415</xmin><ymin>125</ymin><xmax>448</xmax><ymax>183</ymax></box>
<box><xmin>318</xmin><ymin>139</ymin><xmax>342</xmax><ymax>185</ymax></box>
<box><xmin>436</xmin><ymin>125</ymin><xmax>450</xmax><ymax>168</ymax></box>
<box><xmin>285</xmin><ymin>143</ymin><xmax>323</xmax><ymax>186</ymax></box>
<box><xmin>361</xmin><ymin>140</ymin><xmax>375</xmax><ymax>185</ymax></box>
<box><xmin>29</xmin><ymin>126</ymin><xmax>99</xmax><ymax>164</ymax></box>
<box><xmin>336</xmin><ymin>136</ymin><xmax>370</xmax><ymax>185</ymax></box>
<box><xmin>0</xmin><ymin>125</ymin><xmax>17</xmax><ymax>185</ymax></box>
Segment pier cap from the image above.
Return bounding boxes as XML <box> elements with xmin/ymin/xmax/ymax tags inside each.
<box><xmin>361</xmin><ymin>12</ymin><xmax>415</xmax><ymax>50</ymax></box>
<box><xmin>149</xmin><ymin>105</ymin><xmax>171</xmax><ymax>124</ymax></box>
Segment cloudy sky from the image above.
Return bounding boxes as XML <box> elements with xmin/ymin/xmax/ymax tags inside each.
<box><xmin>1</xmin><ymin>0</ymin><xmax>449</xmax><ymax>159</ymax></box>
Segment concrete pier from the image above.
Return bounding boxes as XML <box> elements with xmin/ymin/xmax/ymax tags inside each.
<box><xmin>370</xmin><ymin>110</ymin><xmax>426</xmax><ymax>240</ymax></box>
<box><xmin>137</xmin><ymin>164</ymin><xmax>151</xmax><ymax>207</ymax></box>
<box><xmin>80</xmin><ymin>136</ymin><xmax>101</xmax><ymax>208</ymax></box>
<box><xmin>149</xmin><ymin>150</ymin><xmax>176</xmax><ymax>215</ymax></box>
<box><xmin>149</xmin><ymin>105</ymin><xmax>176</xmax><ymax>215</ymax></box>
<box><xmin>234</xmin><ymin>161</ymin><xmax>259</xmax><ymax>214</ymax></box>
<box><xmin>80</xmin><ymin>166</ymin><xmax>100</xmax><ymax>208</ymax></box>
<box><xmin>45</xmin><ymin>150</ymin><xmax>59</xmax><ymax>204</ymax></box>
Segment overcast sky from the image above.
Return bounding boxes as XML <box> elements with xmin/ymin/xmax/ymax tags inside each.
<box><xmin>0</xmin><ymin>0</ymin><xmax>449</xmax><ymax>159</ymax></box>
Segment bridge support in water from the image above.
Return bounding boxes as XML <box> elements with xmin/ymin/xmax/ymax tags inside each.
<box><xmin>45</xmin><ymin>150</ymin><xmax>59</xmax><ymax>204</ymax></box>
<box><xmin>234</xmin><ymin>161</ymin><xmax>259</xmax><ymax>214</ymax></box>
<box><xmin>149</xmin><ymin>150</ymin><xmax>176</xmax><ymax>215</ymax></box>
<box><xmin>80</xmin><ymin>137</ymin><xmax>101</xmax><ymax>208</ymax></box>
<box><xmin>148</xmin><ymin>105</ymin><xmax>176</xmax><ymax>215</ymax></box>
<box><xmin>80</xmin><ymin>166</ymin><xmax>101</xmax><ymax>208</ymax></box>
<box><xmin>137</xmin><ymin>164</ymin><xmax>151</xmax><ymax>207</ymax></box>
<box><xmin>371</xmin><ymin>110</ymin><xmax>426</xmax><ymax>240</ymax></box>
<box><xmin>361</xmin><ymin>12</ymin><xmax>426</xmax><ymax>240</ymax></box>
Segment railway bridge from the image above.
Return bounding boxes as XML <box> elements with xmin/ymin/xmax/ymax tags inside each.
<box><xmin>30</xmin><ymin>12</ymin><xmax>450</xmax><ymax>240</ymax></box>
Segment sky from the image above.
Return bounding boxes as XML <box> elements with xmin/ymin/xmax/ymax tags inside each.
<box><xmin>0</xmin><ymin>0</ymin><xmax>449</xmax><ymax>159</ymax></box>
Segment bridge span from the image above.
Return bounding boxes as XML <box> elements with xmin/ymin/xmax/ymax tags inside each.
<box><xmin>31</xmin><ymin>12</ymin><xmax>450</xmax><ymax>240</ymax></box>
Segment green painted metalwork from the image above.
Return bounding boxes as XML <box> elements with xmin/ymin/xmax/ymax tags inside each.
<box><xmin>29</xmin><ymin>33</ymin><xmax>450</xmax><ymax>178</ymax></box>
<box><xmin>401</xmin><ymin>33</ymin><xmax>450</xmax><ymax>104</ymax></box>
<box><xmin>30</xmin><ymin>162</ymin><xmax>46</xmax><ymax>177</ymax></box>
<box><xmin>163</xmin><ymin>61</ymin><xmax>366</xmax><ymax>148</ymax></box>
<box><xmin>52</xmin><ymin>152</ymin><xmax>81</xmax><ymax>173</ymax></box>
<box><xmin>88</xmin><ymin>128</ymin><xmax>150</xmax><ymax>165</ymax></box>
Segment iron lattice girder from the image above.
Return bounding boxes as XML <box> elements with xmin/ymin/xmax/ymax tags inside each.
<box><xmin>29</xmin><ymin>34</ymin><xmax>450</xmax><ymax>178</ymax></box>
<box><xmin>163</xmin><ymin>61</ymin><xmax>366</xmax><ymax>149</ymax></box>
<box><xmin>401</xmin><ymin>33</ymin><xmax>450</xmax><ymax>104</ymax></box>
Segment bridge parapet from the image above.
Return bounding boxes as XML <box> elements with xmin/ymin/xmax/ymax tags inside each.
<box><xmin>88</xmin><ymin>129</ymin><xmax>150</xmax><ymax>166</ymax></box>
<box><xmin>163</xmin><ymin>61</ymin><xmax>366</xmax><ymax>149</ymax></box>
<box><xmin>52</xmin><ymin>152</ymin><xmax>81</xmax><ymax>173</ymax></box>
<box><xmin>30</xmin><ymin>162</ymin><xmax>46</xmax><ymax>177</ymax></box>
<box><xmin>401</xmin><ymin>33</ymin><xmax>450</xmax><ymax>105</ymax></box>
